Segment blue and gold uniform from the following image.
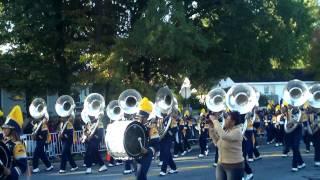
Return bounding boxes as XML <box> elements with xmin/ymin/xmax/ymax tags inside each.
<box><xmin>159</xmin><ymin>114</ymin><xmax>177</xmax><ymax>176</ymax></box>
<box><xmin>199</xmin><ymin>111</ymin><xmax>208</xmax><ymax>157</ymax></box>
<box><xmin>32</xmin><ymin>119</ymin><xmax>52</xmax><ymax>172</ymax></box>
<box><xmin>135</xmin><ymin>97</ymin><xmax>160</xmax><ymax>180</ymax></box>
<box><xmin>2</xmin><ymin>105</ymin><xmax>27</xmax><ymax>180</ymax></box>
<box><xmin>59</xmin><ymin>119</ymin><xmax>77</xmax><ymax>172</ymax></box>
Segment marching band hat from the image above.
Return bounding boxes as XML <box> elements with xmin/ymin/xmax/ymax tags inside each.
<box><xmin>139</xmin><ymin>97</ymin><xmax>153</xmax><ymax>118</ymax></box>
<box><xmin>2</xmin><ymin>105</ymin><xmax>24</xmax><ymax>134</ymax></box>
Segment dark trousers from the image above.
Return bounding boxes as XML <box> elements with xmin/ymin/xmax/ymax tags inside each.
<box><xmin>174</xmin><ymin>141</ymin><xmax>183</xmax><ymax>155</ymax></box>
<box><xmin>266</xmin><ymin>123</ymin><xmax>275</xmax><ymax>143</ymax></box>
<box><xmin>245</xmin><ymin>130</ymin><xmax>260</xmax><ymax>159</ymax></box>
<box><xmin>302</xmin><ymin>130</ymin><xmax>312</xmax><ymax>151</ymax></box>
<box><xmin>85</xmin><ymin>140</ymin><xmax>104</xmax><ymax>168</ymax></box>
<box><xmin>287</xmin><ymin>126</ymin><xmax>304</xmax><ymax>168</ymax></box>
<box><xmin>60</xmin><ymin>141</ymin><xmax>77</xmax><ymax>170</ymax></box>
<box><xmin>124</xmin><ymin>160</ymin><xmax>133</xmax><ymax>170</ymax></box>
<box><xmin>283</xmin><ymin>133</ymin><xmax>290</xmax><ymax>154</ymax></box>
<box><xmin>199</xmin><ymin>134</ymin><xmax>207</xmax><ymax>154</ymax></box>
<box><xmin>160</xmin><ymin>139</ymin><xmax>177</xmax><ymax>173</ymax></box>
<box><xmin>32</xmin><ymin>141</ymin><xmax>51</xmax><ymax>168</ymax></box>
<box><xmin>313</xmin><ymin>130</ymin><xmax>320</xmax><ymax>162</ymax></box>
<box><xmin>183</xmin><ymin>134</ymin><xmax>191</xmax><ymax>151</ymax></box>
<box><xmin>214</xmin><ymin>146</ymin><xmax>219</xmax><ymax>163</ymax></box>
<box><xmin>216</xmin><ymin>163</ymin><xmax>244</xmax><ymax>180</ymax></box>
<box><xmin>242</xmin><ymin>139</ymin><xmax>252</xmax><ymax>174</ymax></box>
<box><xmin>136</xmin><ymin>149</ymin><xmax>153</xmax><ymax>180</ymax></box>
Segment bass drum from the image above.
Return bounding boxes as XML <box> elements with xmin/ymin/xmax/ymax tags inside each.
<box><xmin>0</xmin><ymin>141</ymin><xmax>12</xmax><ymax>180</ymax></box>
<box><xmin>105</xmin><ymin>121</ymin><xmax>147</xmax><ymax>160</ymax></box>
<box><xmin>123</xmin><ymin>121</ymin><xmax>147</xmax><ymax>159</ymax></box>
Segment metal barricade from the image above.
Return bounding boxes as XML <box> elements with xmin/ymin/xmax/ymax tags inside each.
<box><xmin>23</xmin><ymin>131</ymin><xmax>106</xmax><ymax>158</ymax></box>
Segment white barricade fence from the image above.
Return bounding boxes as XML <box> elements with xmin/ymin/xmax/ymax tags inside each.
<box><xmin>22</xmin><ymin>131</ymin><xmax>106</xmax><ymax>158</ymax></box>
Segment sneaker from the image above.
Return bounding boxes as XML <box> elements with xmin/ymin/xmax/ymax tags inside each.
<box><xmin>305</xmin><ymin>150</ymin><xmax>310</xmax><ymax>153</ymax></box>
<box><xmin>83</xmin><ymin>164</ymin><xmax>86</xmax><ymax>167</ymax></box>
<box><xmin>213</xmin><ymin>163</ymin><xmax>217</xmax><ymax>167</ymax></box>
<box><xmin>108</xmin><ymin>164</ymin><xmax>114</xmax><ymax>167</ymax></box>
<box><xmin>254</xmin><ymin>156</ymin><xmax>262</xmax><ymax>161</ymax></box>
<box><xmin>246</xmin><ymin>173</ymin><xmax>254</xmax><ymax>180</ymax></box>
<box><xmin>115</xmin><ymin>162</ymin><xmax>123</xmax><ymax>166</ymax></box>
<box><xmin>46</xmin><ymin>165</ymin><xmax>54</xmax><ymax>171</ymax></box>
<box><xmin>32</xmin><ymin>168</ymin><xmax>40</xmax><ymax>173</ymax></box>
<box><xmin>168</xmin><ymin>169</ymin><xmax>178</xmax><ymax>174</ymax></box>
<box><xmin>159</xmin><ymin>171</ymin><xmax>167</xmax><ymax>176</ymax></box>
<box><xmin>315</xmin><ymin>162</ymin><xmax>320</xmax><ymax>167</ymax></box>
<box><xmin>92</xmin><ymin>163</ymin><xmax>96</xmax><ymax>166</ymax></box>
<box><xmin>279</xmin><ymin>143</ymin><xmax>283</xmax><ymax>146</ymax></box>
<box><xmin>187</xmin><ymin>148</ymin><xmax>192</xmax><ymax>153</ymax></box>
<box><xmin>256</xmin><ymin>145</ymin><xmax>260</xmax><ymax>149</ymax></box>
<box><xmin>98</xmin><ymin>165</ymin><xmax>108</xmax><ymax>172</ymax></box>
<box><xmin>181</xmin><ymin>151</ymin><xmax>187</xmax><ymax>156</ymax></box>
<box><xmin>173</xmin><ymin>154</ymin><xmax>179</xmax><ymax>158</ymax></box>
<box><xmin>205</xmin><ymin>150</ymin><xmax>209</xmax><ymax>156</ymax></box>
<box><xmin>123</xmin><ymin>170</ymin><xmax>133</xmax><ymax>174</ymax></box>
<box><xmin>291</xmin><ymin>168</ymin><xmax>298</xmax><ymax>172</ymax></box>
<box><xmin>267</xmin><ymin>142</ymin><xmax>270</xmax><ymax>145</ymax></box>
<box><xmin>70</xmin><ymin>167</ymin><xmax>78</xmax><ymax>172</ymax></box>
<box><xmin>248</xmin><ymin>158</ymin><xmax>254</xmax><ymax>162</ymax></box>
<box><xmin>275</xmin><ymin>143</ymin><xmax>279</xmax><ymax>147</ymax></box>
<box><xmin>282</xmin><ymin>153</ymin><xmax>288</xmax><ymax>158</ymax></box>
<box><xmin>298</xmin><ymin>163</ymin><xmax>306</xmax><ymax>169</ymax></box>
<box><xmin>158</xmin><ymin>161</ymin><xmax>163</xmax><ymax>167</ymax></box>
<box><xmin>86</xmin><ymin>168</ymin><xmax>92</xmax><ymax>174</ymax></box>
<box><xmin>59</xmin><ymin>170</ymin><xmax>66</xmax><ymax>174</ymax></box>
<box><xmin>198</xmin><ymin>154</ymin><xmax>204</xmax><ymax>158</ymax></box>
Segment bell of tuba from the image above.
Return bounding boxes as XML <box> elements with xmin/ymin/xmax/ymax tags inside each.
<box><xmin>155</xmin><ymin>86</ymin><xmax>174</xmax><ymax>115</ymax></box>
<box><xmin>118</xmin><ymin>89</ymin><xmax>142</xmax><ymax>115</ymax></box>
<box><xmin>283</xmin><ymin>79</ymin><xmax>310</xmax><ymax>133</ymax></box>
<box><xmin>55</xmin><ymin>95</ymin><xmax>75</xmax><ymax>118</ymax></box>
<box><xmin>84</xmin><ymin>93</ymin><xmax>105</xmax><ymax>117</ymax></box>
<box><xmin>106</xmin><ymin>100</ymin><xmax>123</xmax><ymax>121</ymax></box>
<box><xmin>308</xmin><ymin>84</ymin><xmax>320</xmax><ymax>134</ymax></box>
<box><xmin>29</xmin><ymin>98</ymin><xmax>48</xmax><ymax>119</ymax></box>
<box><xmin>205</xmin><ymin>88</ymin><xmax>227</xmax><ymax>112</ymax></box>
<box><xmin>225</xmin><ymin>84</ymin><xmax>257</xmax><ymax>115</ymax></box>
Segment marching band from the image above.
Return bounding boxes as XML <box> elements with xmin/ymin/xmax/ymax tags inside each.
<box><xmin>0</xmin><ymin>79</ymin><xmax>320</xmax><ymax>180</ymax></box>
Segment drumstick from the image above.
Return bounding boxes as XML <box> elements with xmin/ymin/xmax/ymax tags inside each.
<box><xmin>138</xmin><ymin>137</ymin><xmax>143</xmax><ymax>148</ymax></box>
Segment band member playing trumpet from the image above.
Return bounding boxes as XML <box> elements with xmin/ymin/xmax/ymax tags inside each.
<box><xmin>1</xmin><ymin>106</ymin><xmax>28</xmax><ymax>180</ymax></box>
<box><xmin>31</xmin><ymin>114</ymin><xmax>53</xmax><ymax>173</ymax></box>
<box><xmin>135</xmin><ymin>97</ymin><xmax>160</xmax><ymax>180</ymax></box>
<box><xmin>58</xmin><ymin>116</ymin><xmax>78</xmax><ymax>173</ymax></box>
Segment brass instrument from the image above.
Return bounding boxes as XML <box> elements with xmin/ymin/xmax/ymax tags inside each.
<box><xmin>29</xmin><ymin>98</ymin><xmax>48</xmax><ymax>137</ymax></box>
<box><xmin>226</xmin><ymin>84</ymin><xmax>258</xmax><ymax>134</ymax></box>
<box><xmin>118</xmin><ymin>89</ymin><xmax>142</xmax><ymax>116</ymax></box>
<box><xmin>308</xmin><ymin>84</ymin><xmax>320</xmax><ymax>134</ymax></box>
<box><xmin>55</xmin><ymin>95</ymin><xmax>76</xmax><ymax>139</ymax></box>
<box><xmin>283</xmin><ymin>79</ymin><xmax>310</xmax><ymax>133</ymax></box>
<box><xmin>81</xmin><ymin>93</ymin><xmax>105</xmax><ymax>143</ymax></box>
<box><xmin>106</xmin><ymin>100</ymin><xmax>123</xmax><ymax>121</ymax></box>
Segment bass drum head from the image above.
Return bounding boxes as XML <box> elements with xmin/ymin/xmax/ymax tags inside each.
<box><xmin>123</xmin><ymin>121</ymin><xmax>147</xmax><ymax>158</ymax></box>
<box><xmin>0</xmin><ymin>141</ymin><xmax>11</xmax><ymax>179</ymax></box>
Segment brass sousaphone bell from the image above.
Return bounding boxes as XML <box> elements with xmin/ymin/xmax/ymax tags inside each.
<box><xmin>308</xmin><ymin>84</ymin><xmax>320</xmax><ymax>134</ymax></box>
<box><xmin>29</xmin><ymin>98</ymin><xmax>48</xmax><ymax>120</ymax></box>
<box><xmin>283</xmin><ymin>79</ymin><xmax>310</xmax><ymax>133</ymax></box>
<box><xmin>55</xmin><ymin>95</ymin><xmax>76</xmax><ymax>118</ymax></box>
<box><xmin>106</xmin><ymin>100</ymin><xmax>123</xmax><ymax>121</ymax></box>
<box><xmin>154</xmin><ymin>86</ymin><xmax>174</xmax><ymax>139</ymax></box>
<box><xmin>118</xmin><ymin>89</ymin><xmax>142</xmax><ymax>116</ymax></box>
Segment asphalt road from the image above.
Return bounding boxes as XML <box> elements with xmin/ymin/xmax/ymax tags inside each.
<box><xmin>21</xmin><ymin>144</ymin><xmax>320</xmax><ymax>180</ymax></box>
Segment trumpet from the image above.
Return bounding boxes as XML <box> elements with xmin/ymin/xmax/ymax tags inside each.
<box><xmin>283</xmin><ymin>79</ymin><xmax>310</xmax><ymax>133</ymax></box>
